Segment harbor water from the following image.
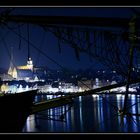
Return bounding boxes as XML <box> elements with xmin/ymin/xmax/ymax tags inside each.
<box><xmin>22</xmin><ymin>93</ymin><xmax>140</xmax><ymax>133</ymax></box>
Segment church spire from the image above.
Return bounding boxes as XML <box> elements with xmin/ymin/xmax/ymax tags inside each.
<box><xmin>8</xmin><ymin>47</ymin><xmax>14</xmax><ymax>75</ymax></box>
<box><xmin>8</xmin><ymin>47</ymin><xmax>17</xmax><ymax>79</ymax></box>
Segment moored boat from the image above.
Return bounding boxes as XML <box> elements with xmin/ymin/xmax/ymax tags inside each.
<box><xmin>0</xmin><ymin>89</ymin><xmax>37</xmax><ymax>133</ymax></box>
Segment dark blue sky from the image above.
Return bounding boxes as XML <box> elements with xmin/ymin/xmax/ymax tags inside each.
<box><xmin>0</xmin><ymin>7</ymin><xmax>138</xmax><ymax>71</ymax></box>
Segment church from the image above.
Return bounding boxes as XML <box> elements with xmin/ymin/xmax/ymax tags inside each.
<box><xmin>8</xmin><ymin>57</ymin><xmax>34</xmax><ymax>81</ymax></box>
<box><xmin>6</xmin><ymin>44</ymin><xmax>47</xmax><ymax>83</ymax></box>
<box><xmin>7</xmin><ymin>45</ymin><xmax>36</xmax><ymax>81</ymax></box>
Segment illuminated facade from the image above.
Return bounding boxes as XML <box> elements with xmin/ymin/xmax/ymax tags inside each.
<box><xmin>1</xmin><ymin>83</ymin><xmax>9</xmax><ymax>93</ymax></box>
<box><xmin>8</xmin><ymin>67</ymin><xmax>18</xmax><ymax>79</ymax></box>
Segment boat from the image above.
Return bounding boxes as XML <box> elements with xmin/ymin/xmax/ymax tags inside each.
<box><xmin>0</xmin><ymin>89</ymin><xmax>37</xmax><ymax>133</ymax></box>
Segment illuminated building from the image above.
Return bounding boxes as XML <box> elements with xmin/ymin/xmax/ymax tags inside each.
<box><xmin>16</xmin><ymin>57</ymin><xmax>34</xmax><ymax>81</ymax></box>
<box><xmin>7</xmin><ymin>45</ymin><xmax>34</xmax><ymax>80</ymax></box>
<box><xmin>8</xmin><ymin>56</ymin><xmax>34</xmax><ymax>81</ymax></box>
<box><xmin>1</xmin><ymin>83</ymin><xmax>9</xmax><ymax>93</ymax></box>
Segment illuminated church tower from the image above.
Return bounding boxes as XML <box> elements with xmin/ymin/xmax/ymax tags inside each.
<box><xmin>8</xmin><ymin>47</ymin><xmax>17</xmax><ymax>79</ymax></box>
<box><xmin>27</xmin><ymin>57</ymin><xmax>33</xmax><ymax>71</ymax></box>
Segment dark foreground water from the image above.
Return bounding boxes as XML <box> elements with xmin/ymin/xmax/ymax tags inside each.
<box><xmin>22</xmin><ymin>94</ymin><xmax>140</xmax><ymax>133</ymax></box>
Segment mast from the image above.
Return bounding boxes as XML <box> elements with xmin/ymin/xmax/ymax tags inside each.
<box><xmin>122</xmin><ymin>16</ymin><xmax>136</xmax><ymax>115</ymax></box>
<box><xmin>27</xmin><ymin>23</ymin><xmax>30</xmax><ymax>61</ymax></box>
<box><xmin>27</xmin><ymin>23</ymin><xmax>33</xmax><ymax>71</ymax></box>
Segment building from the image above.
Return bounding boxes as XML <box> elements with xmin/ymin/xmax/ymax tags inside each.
<box><xmin>8</xmin><ymin>57</ymin><xmax>34</xmax><ymax>81</ymax></box>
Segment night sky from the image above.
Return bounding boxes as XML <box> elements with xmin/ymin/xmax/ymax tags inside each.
<box><xmin>0</xmin><ymin>7</ymin><xmax>138</xmax><ymax>71</ymax></box>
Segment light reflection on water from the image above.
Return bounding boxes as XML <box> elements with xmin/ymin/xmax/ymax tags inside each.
<box><xmin>22</xmin><ymin>94</ymin><xmax>140</xmax><ymax>133</ymax></box>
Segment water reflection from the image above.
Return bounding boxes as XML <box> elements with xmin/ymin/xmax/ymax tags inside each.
<box><xmin>79</xmin><ymin>96</ymin><xmax>83</xmax><ymax>131</ymax></box>
<box><xmin>23</xmin><ymin>94</ymin><xmax>140</xmax><ymax>133</ymax></box>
